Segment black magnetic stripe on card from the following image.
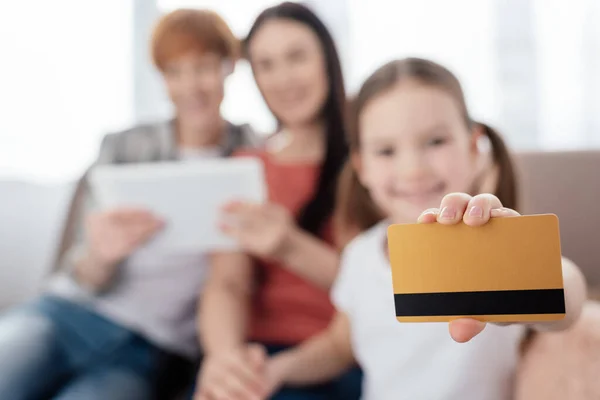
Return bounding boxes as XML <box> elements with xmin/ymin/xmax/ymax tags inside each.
<box><xmin>394</xmin><ymin>288</ymin><xmax>565</xmax><ymax>317</ymax></box>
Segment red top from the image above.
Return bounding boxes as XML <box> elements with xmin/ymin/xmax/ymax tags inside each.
<box><xmin>235</xmin><ymin>149</ymin><xmax>335</xmax><ymax>345</ymax></box>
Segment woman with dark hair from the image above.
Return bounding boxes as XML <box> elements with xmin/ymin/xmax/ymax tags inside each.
<box><xmin>195</xmin><ymin>2</ymin><xmax>361</xmax><ymax>399</ymax></box>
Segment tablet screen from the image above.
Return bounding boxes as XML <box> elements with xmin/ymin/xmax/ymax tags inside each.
<box><xmin>88</xmin><ymin>158</ymin><xmax>267</xmax><ymax>252</ymax></box>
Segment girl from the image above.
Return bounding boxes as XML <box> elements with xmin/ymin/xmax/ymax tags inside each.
<box><xmin>195</xmin><ymin>3</ymin><xmax>361</xmax><ymax>400</ymax></box>
<box><xmin>334</xmin><ymin>119</ymin><xmax>517</xmax><ymax>248</ymax></box>
<box><xmin>260</xmin><ymin>58</ymin><xmax>587</xmax><ymax>400</ymax></box>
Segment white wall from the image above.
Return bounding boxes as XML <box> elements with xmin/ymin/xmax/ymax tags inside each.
<box><xmin>0</xmin><ymin>0</ymin><xmax>134</xmax><ymax>184</ymax></box>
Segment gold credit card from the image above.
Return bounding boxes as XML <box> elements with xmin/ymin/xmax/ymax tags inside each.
<box><xmin>387</xmin><ymin>214</ymin><xmax>565</xmax><ymax>323</ymax></box>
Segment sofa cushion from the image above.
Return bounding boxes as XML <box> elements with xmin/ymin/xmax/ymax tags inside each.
<box><xmin>0</xmin><ymin>180</ymin><xmax>74</xmax><ymax>307</ymax></box>
<box><xmin>515</xmin><ymin>150</ymin><xmax>600</xmax><ymax>287</ymax></box>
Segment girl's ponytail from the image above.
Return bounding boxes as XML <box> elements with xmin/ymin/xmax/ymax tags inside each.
<box><xmin>333</xmin><ymin>160</ymin><xmax>382</xmax><ymax>248</ymax></box>
<box><xmin>477</xmin><ymin>122</ymin><xmax>518</xmax><ymax>211</ymax></box>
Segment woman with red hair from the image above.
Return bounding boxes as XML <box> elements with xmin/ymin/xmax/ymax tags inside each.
<box><xmin>0</xmin><ymin>9</ymin><xmax>259</xmax><ymax>400</ymax></box>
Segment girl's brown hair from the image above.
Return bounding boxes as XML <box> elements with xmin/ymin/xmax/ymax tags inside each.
<box><xmin>334</xmin><ymin>58</ymin><xmax>518</xmax><ymax>247</ymax></box>
<box><xmin>475</xmin><ymin>122</ymin><xmax>518</xmax><ymax>211</ymax></box>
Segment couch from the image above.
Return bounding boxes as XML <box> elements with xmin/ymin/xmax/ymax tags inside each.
<box><xmin>0</xmin><ymin>180</ymin><xmax>74</xmax><ymax>308</ymax></box>
<box><xmin>514</xmin><ymin>150</ymin><xmax>600</xmax><ymax>287</ymax></box>
<box><xmin>0</xmin><ymin>150</ymin><xmax>598</xmax><ymax>306</ymax></box>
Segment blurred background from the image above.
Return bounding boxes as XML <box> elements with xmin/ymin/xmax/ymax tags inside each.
<box><xmin>1</xmin><ymin>0</ymin><xmax>599</xmax><ymax>183</ymax></box>
<box><xmin>0</xmin><ymin>0</ymin><xmax>599</xmax><ymax>304</ymax></box>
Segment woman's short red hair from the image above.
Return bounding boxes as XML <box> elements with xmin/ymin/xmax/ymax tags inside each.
<box><xmin>151</xmin><ymin>9</ymin><xmax>240</xmax><ymax>70</ymax></box>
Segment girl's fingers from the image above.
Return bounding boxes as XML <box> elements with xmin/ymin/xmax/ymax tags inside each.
<box><xmin>490</xmin><ymin>207</ymin><xmax>520</xmax><ymax>218</ymax></box>
<box><xmin>462</xmin><ymin>193</ymin><xmax>503</xmax><ymax>226</ymax></box>
<box><xmin>436</xmin><ymin>193</ymin><xmax>472</xmax><ymax>225</ymax></box>
<box><xmin>449</xmin><ymin>318</ymin><xmax>487</xmax><ymax>343</ymax></box>
<box><xmin>417</xmin><ymin>208</ymin><xmax>439</xmax><ymax>224</ymax></box>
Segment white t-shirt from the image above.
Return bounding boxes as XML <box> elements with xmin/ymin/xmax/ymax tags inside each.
<box><xmin>332</xmin><ymin>222</ymin><xmax>525</xmax><ymax>400</ymax></box>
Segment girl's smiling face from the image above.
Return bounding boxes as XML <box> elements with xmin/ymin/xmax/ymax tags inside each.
<box><xmin>356</xmin><ymin>81</ymin><xmax>479</xmax><ymax>224</ymax></box>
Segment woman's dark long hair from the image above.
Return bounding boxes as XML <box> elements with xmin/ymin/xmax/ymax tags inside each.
<box><xmin>244</xmin><ymin>2</ymin><xmax>348</xmax><ymax>236</ymax></box>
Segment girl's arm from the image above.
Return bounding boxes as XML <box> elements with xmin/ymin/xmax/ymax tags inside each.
<box><xmin>532</xmin><ymin>256</ymin><xmax>587</xmax><ymax>332</ymax></box>
<box><xmin>268</xmin><ymin>311</ymin><xmax>356</xmax><ymax>386</ymax></box>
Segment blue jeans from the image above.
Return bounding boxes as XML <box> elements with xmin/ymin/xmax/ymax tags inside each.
<box><xmin>0</xmin><ymin>295</ymin><xmax>178</xmax><ymax>400</ymax></box>
<box><xmin>265</xmin><ymin>344</ymin><xmax>362</xmax><ymax>400</ymax></box>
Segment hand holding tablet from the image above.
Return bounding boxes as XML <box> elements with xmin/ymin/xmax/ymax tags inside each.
<box><xmin>88</xmin><ymin>158</ymin><xmax>267</xmax><ymax>252</ymax></box>
<box><xmin>86</xmin><ymin>208</ymin><xmax>166</xmax><ymax>266</ymax></box>
<box><xmin>219</xmin><ymin>201</ymin><xmax>295</xmax><ymax>259</ymax></box>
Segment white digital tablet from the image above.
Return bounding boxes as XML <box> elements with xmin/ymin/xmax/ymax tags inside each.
<box><xmin>88</xmin><ymin>158</ymin><xmax>267</xmax><ymax>252</ymax></box>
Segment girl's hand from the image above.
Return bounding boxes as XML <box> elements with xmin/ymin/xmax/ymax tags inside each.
<box><xmin>219</xmin><ymin>201</ymin><xmax>296</xmax><ymax>259</ymax></box>
<box><xmin>417</xmin><ymin>192</ymin><xmax>520</xmax><ymax>343</ymax></box>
